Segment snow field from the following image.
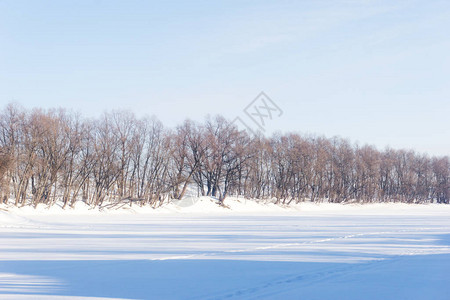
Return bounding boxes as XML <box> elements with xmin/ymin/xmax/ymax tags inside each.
<box><xmin>1</xmin><ymin>198</ymin><xmax>449</xmax><ymax>299</ymax></box>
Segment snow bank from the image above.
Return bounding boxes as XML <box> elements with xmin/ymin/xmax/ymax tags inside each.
<box><xmin>2</xmin><ymin>196</ymin><xmax>450</xmax><ymax>217</ymax></box>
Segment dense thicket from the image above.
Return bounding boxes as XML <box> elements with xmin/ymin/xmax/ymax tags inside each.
<box><xmin>0</xmin><ymin>104</ymin><xmax>448</xmax><ymax>208</ymax></box>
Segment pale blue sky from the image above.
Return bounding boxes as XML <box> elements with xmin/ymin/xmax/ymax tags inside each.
<box><xmin>0</xmin><ymin>0</ymin><xmax>449</xmax><ymax>156</ymax></box>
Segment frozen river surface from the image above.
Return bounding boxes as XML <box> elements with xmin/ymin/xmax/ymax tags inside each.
<box><xmin>0</xmin><ymin>203</ymin><xmax>449</xmax><ymax>299</ymax></box>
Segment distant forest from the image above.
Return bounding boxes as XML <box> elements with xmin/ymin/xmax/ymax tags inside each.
<box><xmin>0</xmin><ymin>103</ymin><xmax>448</xmax><ymax>208</ymax></box>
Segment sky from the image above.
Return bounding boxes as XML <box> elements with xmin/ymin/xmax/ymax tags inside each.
<box><xmin>0</xmin><ymin>0</ymin><xmax>449</xmax><ymax>156</ymax></box>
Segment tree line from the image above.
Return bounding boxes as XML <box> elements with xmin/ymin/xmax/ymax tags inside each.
<box><xmin>0</xmin><ymin>103</ymin><xmax>448</xmax><ymax>208</ymax></box>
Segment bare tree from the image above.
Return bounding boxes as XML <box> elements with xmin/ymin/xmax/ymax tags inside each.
<box><xmin>0</xmin><ymin>103</ymin><xmax>447</xmax><ymax>209</ymax></box>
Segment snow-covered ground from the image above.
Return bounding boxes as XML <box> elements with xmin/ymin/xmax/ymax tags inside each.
<box><xmin>1</xmin><ymin>198</ymin><xmax>450</xmax><ymax>299</ymax></box>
